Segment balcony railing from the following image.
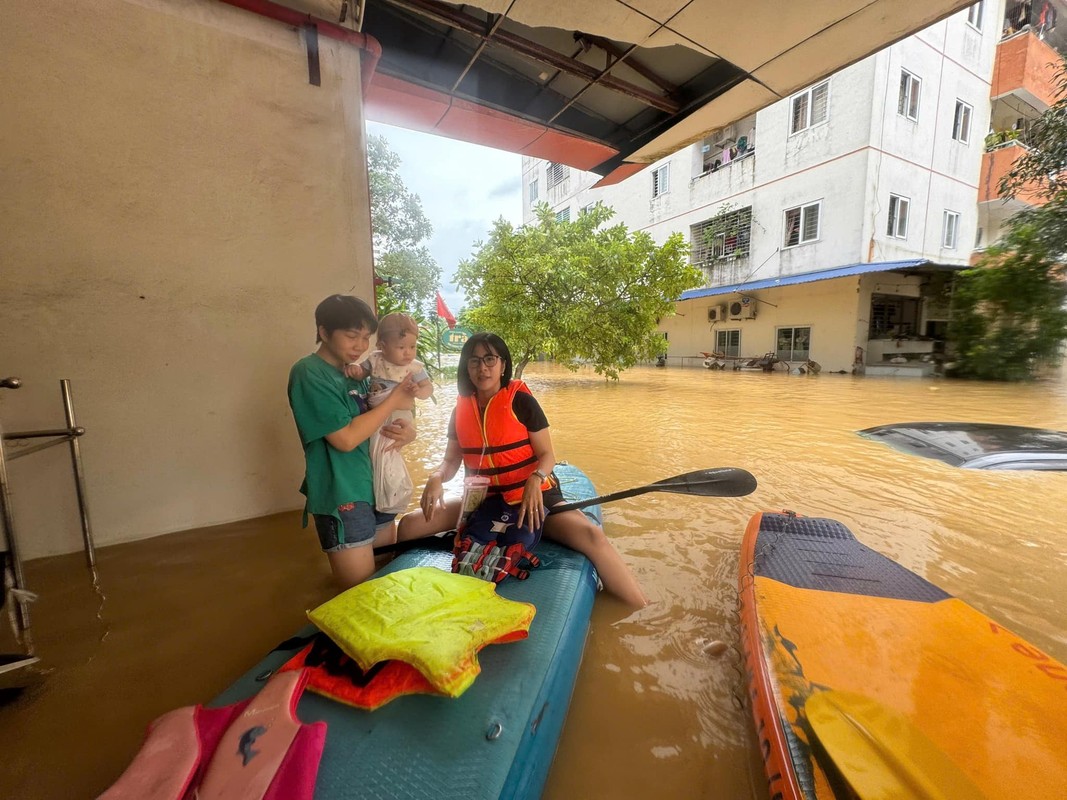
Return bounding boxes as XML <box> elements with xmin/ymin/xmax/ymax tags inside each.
<box><xmin>699</xmin><ymin>257</ymin><xmax>752</xmax><ymax>288</ymax></box>
<box><xmin>978</xmin><ymin>140</ymin><xmax>1047</xmax><ymax>204</ymax></box>
<box><xmin>993</xmin><ymin>25</ymin><xmax>1065</xmax><ymax>109</ymax></box>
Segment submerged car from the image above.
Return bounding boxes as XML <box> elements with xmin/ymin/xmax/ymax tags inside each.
<box><xmin>858</xmin><ymin>422</ymin><xmax>1067</xmax><ymax>471</ymax></box>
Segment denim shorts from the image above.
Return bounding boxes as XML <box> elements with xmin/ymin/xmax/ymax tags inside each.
<box><xmin>313</xmin><ymin>502</ymin><xmax>395</xmax><ymax>552</ymax></box>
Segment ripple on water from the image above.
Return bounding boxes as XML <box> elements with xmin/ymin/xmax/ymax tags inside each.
<box><xmin>411</xmin><ymin>363</ymin><xmax>1067</xmax><ymax>799</ymax></box>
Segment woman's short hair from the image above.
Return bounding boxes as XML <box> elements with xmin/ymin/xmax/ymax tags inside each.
<box><xmin>314</xmin><ymin>295</ymin><xmax>378</xmax><ymax>343</ymax></box>
<box><xmin>377</xmin><ymin>312</ymin><xmax>420</xmax><ymax>342</ymax></box>
<box><xmin>457</xmin><ymin>333</ymin><xmax>513</xmax><ymax>397</ymax></box>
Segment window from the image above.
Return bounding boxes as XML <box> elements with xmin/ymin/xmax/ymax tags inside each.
<box><xmin>690</xmin><ymin>207</ymin><xmax>753</xmax><ymax>267</ymax></box>
<box><xmin>652</xmin><ymin>164</ymin><xmax>670</xmax><ymax>197</ymax></box>
<box><xmin>547</xmin><ymin>162</ymin><xmax>567</xmax><ymax>188</ymax></box>
<box><xmin>555</xmin><ymin>207</ymin><xmax>570</xmax><ymax>222</ymax></box>
<box><xmin>529</xmin><ymin>178</ymin><xmax>539</xmax><ymax>203</ymax></box>
<box><xmin>952</xmin><ymin>101</ymin><xmax>972</xmax><ymax>143</ymax></box>
<box><xmin>942</xmin><ymin>210</ymin><xmax>960</xmax><ymax>249</ymax></box>
<box><xmin>966</xmin><ymin>0</ymin><xmax>983</xmax><ymax>30</ymax></box>
<box><xmin>783</xmin><ymin>202</ymin><xmax>820</xmax><ymax>247</ymax></box>
<box><xmin>898</xmin><ymin>70</ymin><xmax>921</xmax><ymax>121</ymax></box>
<box><xmin>887</xmin><ymin>194</ymin><xmax>910</xmax><ymax>238</ymax></box>
<box><xmin>790</xmin><ymin>81</ymin><xmax>830</xmax><ymax>134</ymax></box>
<box><xmin>716</xmin><ymin>330</ymin><xmax>741</xmax><ymax>358</ymax></box>
<box><xmin>581</xmin><ymin>202</ymin><xmax>596</xmax><ymax>215</ymax></box>
<box><xmin>776</xmin><ymin>327</ymin><xmax>811</xmax><ymax>362</ymax></box>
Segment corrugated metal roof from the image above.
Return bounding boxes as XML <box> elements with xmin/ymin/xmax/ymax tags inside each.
<box><xmin>678</xmin><ymin>259</ymin><xmax>960</xmax><ymax>300</ymax></box>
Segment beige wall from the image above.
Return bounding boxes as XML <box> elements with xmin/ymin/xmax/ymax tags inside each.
<box><xmin>661</xmin><ymin>278</ymin><xmax>867</xmax><ymax>371</ymax></box>
<box><xmin>0</xmin><ymin>0</ymin><xmax>375</xmax><ymax>558</ymax></box>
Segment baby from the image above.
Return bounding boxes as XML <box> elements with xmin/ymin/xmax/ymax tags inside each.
<box><xmin>345</xmin><ymin>312</ymin><xmax>433</xmax><ymax>513</ymax></box>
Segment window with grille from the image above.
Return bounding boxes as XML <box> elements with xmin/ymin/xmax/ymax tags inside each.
<box><xmin>887</xmin><ymin>194</ymin><xmax>910</xmax><ymax>238</ymax></box>
<box><xmin>555</xmin><ymin>207</ymin><xmax>570</xmax><ymax>222</ymax></box>
<box><xmin>716</xmin><ymin>329</ymin><xmax>741</xmax><ymax>357</ymax></box>
<box><xmin>547</xmin><ymin>162</ymin><xmax>567</xmax><ymax>188</ymax></box>
<box><xmin>790</xmin><ymin>81</ymin><xmax>830</xmax><ymax>134</ymax></box>
<box><xmin>942</xmin><ymin>210</ymin><xmax>960</xmax><ymax>249</ymax></box>
<box><xmin>690</xmin><ymin>207</ymin><xmax>753</xmax><ymax>267</ymax></box>
<box><xmin>776</xmin><ymin>327</ymin><xmax>811</xmax><ymax>362</ymax></box>
<box><xmin>783</xmin><ymin>202</ymin><xmax>820</xmax><ymax>247</ymax></box>
<box><xmin>966</xmin><ymin>0</ymin><xmax>984</xmax><ymax>29</ymax></box>
<box><xmin>952</xmin><ymin>100</ymin><xmax>972</xmax><ymax>143</ymax></box>
<box><xmin>529</xmin><ymin>178</ymin><xmax>539</xmax><ymax>203</ymax></box>
<box><xmin>898</xmin><ymin>70</ymin><xmax>921</xmax><ymax>121</ymax></box>
<box><xmin>652</xmin><ymin>164</ymin><xmax>670</xmax><ymax>197</ymax></box>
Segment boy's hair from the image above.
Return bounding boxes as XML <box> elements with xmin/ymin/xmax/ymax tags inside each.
<box><xmin>377</xmin><ymin>312</ymin><xmax>420</xmax><ymax>342</ymax></box>
<box><xmin>314</xmin><ymin>295</ymin><xmax>378</xmax><ymax>343</ymax></box>
<box><xmin>457</xmin><ymin>333</ymin><xmax>513</xmax><ymax>397</ymax></box>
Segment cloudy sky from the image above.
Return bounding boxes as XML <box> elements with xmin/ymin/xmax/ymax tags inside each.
<box><xmin>367</xmin><ymin>121</ymin><xmax>523</xmax><ymax>315</ymax></box>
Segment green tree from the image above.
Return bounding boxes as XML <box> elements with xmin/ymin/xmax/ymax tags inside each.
<box><xmin>948</xmin><ymin>59</ymin><xmax>1067</xmax><ymax>380</ymax></box>
<box><xmin>456</xmin><ymin>203</ymin><xmax>702</xmax><ymax>379</ymax></box>
<box><xmin>367</xmin><ymin>135</ymin><xmax>441</xmax><ymax>311</ymax></box>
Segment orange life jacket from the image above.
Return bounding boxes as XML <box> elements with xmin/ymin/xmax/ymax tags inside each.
<box><xmin>455</xmin><ymin>380</ymin><xmax>550</xmax><ymax>504</ymax></box>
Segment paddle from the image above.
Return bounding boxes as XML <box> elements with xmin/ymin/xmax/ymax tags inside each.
<box><xmin>805</xmin><ymin>690</ymin><xmax>985</xmax><ymax>800</ymax></box>
<box><xmin>373</xmin><ymin>467</ymin><xmax>757</xmax><ymax>556</ymax></box>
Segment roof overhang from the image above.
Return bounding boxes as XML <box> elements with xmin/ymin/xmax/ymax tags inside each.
<box><xmin>355</xmin><ymin>0</ymin><xmax>976</xmax><ymax>182</ymax></box>
<box><xmin>679</xmin><ymin>260</ymin><xmax>965</xmax><ymax>301</ymax></box>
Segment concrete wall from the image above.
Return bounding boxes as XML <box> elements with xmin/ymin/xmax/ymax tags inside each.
<box><xmin>0</xmin><ymin>0</ymin><xmax>375</xmax><ymax>558</ymax></box>
<box><xmin>661</xmin><ymin>277</ymin><xmax>865</xmax><ymax>372</ymax></box>
<box><xmin>531</xmin><ymin>4</ymin><xmax>997</xmax><ymax>279</ymax></box>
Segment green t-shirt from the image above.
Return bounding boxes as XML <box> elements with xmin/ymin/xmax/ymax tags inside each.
<box><xmin>287</xmin><ymin>353</ymin><xmax>374</xmax><ymax>524</ymax></box>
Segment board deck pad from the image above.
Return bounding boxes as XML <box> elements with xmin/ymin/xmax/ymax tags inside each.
<box><xmin>741</xmin><ymin>511</ymin><xmax>1067</xmax><ymax>800</ymax></box>
<box><xmin>213</xmin><ymin>465</ymin><xmax>599</xmax><ymax>800</ymax></box>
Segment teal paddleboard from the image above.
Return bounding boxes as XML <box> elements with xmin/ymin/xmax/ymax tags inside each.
<box><xmin>212</xmin><ymin>464</ymin><xmax>600</xmax><ymax>800</ymax></box>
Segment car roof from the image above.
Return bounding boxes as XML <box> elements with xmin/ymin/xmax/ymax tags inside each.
<box><xmin>857</xmin><ymin>422</ymin><xmax>1067</xmax><ymax>471</ymax></box>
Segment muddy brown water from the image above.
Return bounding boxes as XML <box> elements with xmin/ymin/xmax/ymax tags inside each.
<box><xmin>2</xmin><ymin>364</ymin><xmax>1066</xmax><ymax>799</ymax></box>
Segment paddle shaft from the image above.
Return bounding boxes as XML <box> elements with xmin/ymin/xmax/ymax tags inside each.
<box><xmin>373</xmin><ymin>466</ymin><xmax>756</xmax><ymax>556</ymax></box>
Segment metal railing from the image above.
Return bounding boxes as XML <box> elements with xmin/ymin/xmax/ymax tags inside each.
<box><xmin>0</xmin><ymin>378</ymin><xmax>96</xmax><ymax>667</ymax></box>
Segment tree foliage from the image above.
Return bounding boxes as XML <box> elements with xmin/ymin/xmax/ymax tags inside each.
<box><xmin>456</xmin><ymin>203</ymin><xmax>702</xmax><ymax>379</ymax></box>
<box><xmin>949</xmin><ymin>58</ymin><xmax>1067</xmax><ymax>380</ymax></box>
<box><xmin>949</xmin><ymin>223</ymin><xmax>1067</xmax><ymax>380</ymax></box>
<box><xmin>367</xmin><ymin>135</ymin><xmax>440</xmax><ymax>312</ymax></box>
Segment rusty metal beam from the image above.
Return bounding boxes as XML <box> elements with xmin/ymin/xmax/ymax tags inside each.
<box><xmin>576</xmin><ymin>32</ymin><xmax>680</xmax><ymax>98</ymax></box>
<box><xmin>382</xmin><ymin>0</ymin><xmax>680</xmax><ymax>113</ymax></box>
<box><xmin>450</xmin><ymin>5</ymin><xmax>512</xmax><ymax>93</ymax></box>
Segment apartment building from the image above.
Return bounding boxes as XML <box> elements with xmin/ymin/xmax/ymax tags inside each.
<box><xmin>522</xmin><ymin>0</ymin><xmax>1061</xmax><ymax>375</ymax></box>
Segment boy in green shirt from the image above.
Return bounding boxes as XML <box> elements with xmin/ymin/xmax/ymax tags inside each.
<box><xmin>288</xmin><ymin>295</ymin><xmax>417</xmax><ymax>589</ymax></box>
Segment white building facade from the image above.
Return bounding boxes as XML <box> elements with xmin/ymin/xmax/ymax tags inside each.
<box><xmin>522</xmin><ymin>1</ymin><xmax>1010</xmax><ymax>375</ymax></box>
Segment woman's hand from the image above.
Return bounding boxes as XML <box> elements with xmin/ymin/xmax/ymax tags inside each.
<box><xmin>380</xmin><ymin>417</ymin><xmax>416</xmax><ymax>452</ymax></box>
<box><xmin>516</xmin><ymin>474</ymin><xmax>547</xmax><ymax>532</ymax></box>
<box><xmin>420</xmin><ymin>473</ymin><xmax>445</xmax><ymax>522</ymax></box>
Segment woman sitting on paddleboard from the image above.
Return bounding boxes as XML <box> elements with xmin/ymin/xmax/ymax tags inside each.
<box><xmin>399</xmin><ymin>332</ymin><xmax>647</xmax><ymax>608</ymax></box>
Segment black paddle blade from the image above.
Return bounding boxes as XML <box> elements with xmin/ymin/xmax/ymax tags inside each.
<box><xmin>549</xmin><ymin>466</ymin><xmax>757</xmax><ymax>514</ymax></box>
<box><xmin>649</xmin><ymin>467</ymin><xmax>757</xmax><ymax>497</ymax></box>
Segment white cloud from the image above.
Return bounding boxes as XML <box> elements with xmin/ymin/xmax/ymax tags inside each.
<box><xmin>367</xmin><ymin>122</ymin><xmax>523</xmax><ymax>315</ymax></box>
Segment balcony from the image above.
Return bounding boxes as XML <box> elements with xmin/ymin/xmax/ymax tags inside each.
<box><xmin>978</xmin><ymin>140</ymin><xmax>1047</xmax><ymax>205</ymax></box>
<box><xmin>997</xmin><ymin>0</ymin><xmax>1066</xmax><ymax>105</ymax></box>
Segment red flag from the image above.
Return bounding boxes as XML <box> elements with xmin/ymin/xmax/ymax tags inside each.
<box><xmin>436</xmin><ymin>291</ymin><xmax>457</xmax><ymax>329</ymax></box>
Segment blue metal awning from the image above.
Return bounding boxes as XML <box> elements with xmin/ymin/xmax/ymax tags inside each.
<box><xmin>678</xmin><ymin>259</ymin><xmax>962</xmax><ymax>300</ymax></box>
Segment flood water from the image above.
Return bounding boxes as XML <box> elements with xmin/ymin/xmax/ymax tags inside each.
<box><xmin>3</xmin><ymin>364</ymin><xmax>1067</xmax><ymax>799</ymax></box>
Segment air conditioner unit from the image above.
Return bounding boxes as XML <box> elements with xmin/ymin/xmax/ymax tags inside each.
<box><xmin>707</xmin><ymin>305</ymin><xmax>727</xmax><ymax>323</ymax></box>
<box><xmin>729</xmin><ymin>297</ymin><xmax>757</xmax><ymax>320</ymax></box>
<box><xmin>713</xmin><ymin>125</ymin><xmax>736</xmax><ymax>146</ymax></box>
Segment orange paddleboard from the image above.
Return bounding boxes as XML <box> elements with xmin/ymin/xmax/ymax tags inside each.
<box><xmin>739</xmin><ymin>512</ymin><xmax>1067</xmax><ymax>799</ymax></box>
